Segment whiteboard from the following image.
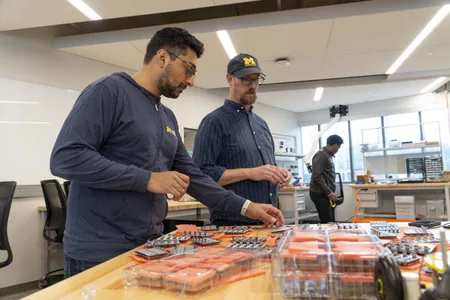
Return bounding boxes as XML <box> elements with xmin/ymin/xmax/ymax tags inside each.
<box><xmin>0</xmin><ymin>78</ymin><xmax>79</xmax><ymax>185</ymax></box>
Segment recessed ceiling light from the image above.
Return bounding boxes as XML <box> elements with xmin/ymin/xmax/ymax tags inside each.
<box><xmin>386</xmin><ymin>4</ymin><xmax>450</xmax><ymax>75</ymax></box>
<box><xmin>66</xmin><ymin>0</ymin><xmax>102</xmax><ymax>20</ymax></box>
<box><xmin>275</xmin><ymin>58</ymin><xmax>290</xmax><ymax>67</ymax></box>
<box><xmin>216</xmin><ymin>30</ymin><xmax>237</xmax><ymax>59</ymax></box>
<box><xmin>420</xmin><ymin>77</ymin><xmax>448</xmax><ymax>94</ymax></box>
<box><xmin>314</xmin><ymin>87</ymin><xmax>324</xmax><ymax>101</ymax></box>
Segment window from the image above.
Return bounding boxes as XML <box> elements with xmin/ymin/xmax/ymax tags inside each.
<box><xmin>384</xmin><ymin>113</ymin><xmax>420</xmax><ymax>155</ymax></box>
<box><xmin>299</xmin><ymin>109</ymin><xmax>450</xmax><ymax>183</ymax></box>
<box><xmin>320</xmin><ymin>122</ymin><xmax>352</xmax><ymax>183</ymax></box>
<box><xmin>421</xmin><ymin>109</ymin><xmax>450</xmax><ymax>169</ymax></box>
<box><xmin>300</xmin><ymin>125</ymin><xmax>319</xmax><ymax>183</ymax></box>
<box><xmin>350</xmin><ymin>117</ymin><xmax>382</xmax><ymax>177</ymax></box>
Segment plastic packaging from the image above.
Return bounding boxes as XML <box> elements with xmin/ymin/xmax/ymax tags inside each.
<box><xmin>272</xmin><ymin>227</ymin><xmax>391</xmax><ymax>299</ymax></box>
<box><xmin>124</xmin><ymin>247</ymin><xmax>264</xmax><ymax>296</ymax></box>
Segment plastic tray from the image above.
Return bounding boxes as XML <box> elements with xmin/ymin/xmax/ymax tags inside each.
<box><xmin>273</xmin><ymin>272</ymin><xmax>330</xmax><ymax>299</ymax></box>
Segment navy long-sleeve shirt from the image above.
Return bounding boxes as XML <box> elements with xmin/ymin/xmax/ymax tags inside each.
<box><xmin>193</xmin><ymin>100</ymin><xmax>278</xmax><ymax>224</ymax></box>
<box><xmin>50</xmin><ymin>73</ymin><xmax>246</xmax><ymax>262</ymax></box>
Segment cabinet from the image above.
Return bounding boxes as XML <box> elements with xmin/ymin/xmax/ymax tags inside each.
<box><xmin>278</xmin><ymin>189</ymin><xmax>307</xmax><ymax>225</ymax></box>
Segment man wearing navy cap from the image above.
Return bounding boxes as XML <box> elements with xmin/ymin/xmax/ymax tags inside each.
<box><xmin>193</xmin><ymin>53</ymin><xmax>291</xmax><ymax>226</ymax></box>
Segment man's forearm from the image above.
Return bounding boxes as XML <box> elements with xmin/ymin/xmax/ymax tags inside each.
<box><xmin>217</xmin><ymin>168</ymin><xmax>251</xmax><ymax>186</ymax></box>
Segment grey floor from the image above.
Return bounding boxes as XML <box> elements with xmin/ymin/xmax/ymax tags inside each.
<box><xmin>0</xmin><ymin>290</ymin><xmax>39</xmax><ymax>300</ymax></box>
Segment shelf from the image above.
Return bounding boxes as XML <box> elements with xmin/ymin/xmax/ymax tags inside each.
<box><xmin>274</xmin><ymin>153</ymin><xmax>305</xmax><ymax>159</ymax></box>
<box><xmin>364</xmin><ymin>150</ymin><xmax>441</xmax><ymax>157</ymax></box>
<box><xmin>361</xmin><ymin>144</ymin><xmax>440</xmax><ymax>153</ymax></box>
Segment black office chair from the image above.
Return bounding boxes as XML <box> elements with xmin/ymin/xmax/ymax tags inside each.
<box><xmin>63</xmin><ymin>181</ymin><xmax>70</xmax><ymax>198</ymax></box>
<box><xmin>0</xmin><ymin>181</ymin><xmax>16</xmax><ymax>269</ymax></box>
<box><xmin>39</xmin><ymin>180</ymin><xmax>67</xmax><ymax>288</ymax></box>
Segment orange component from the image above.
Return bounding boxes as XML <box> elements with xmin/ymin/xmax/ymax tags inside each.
<box><xmin>176</xmin><ymin>224</ymin><xmax>200</xmax><ymax>233</ymax></box>
<box><xmin>264</xmin><ymin>237</ymin><xmax>278</xmax><ymax>247</ymax></box>
<box><xmin>163</xmin><ymin>267</ymin><xmax>217</xmax><ymax>293</ymax></box>
<box><xmin>289</xmin><ymin>231</ymin><xmax>327</xmax><ymax>242</ymax></box>
<box><xmin>288</xmin><ymin>242</ymin><xmax>326</xmax><ymax>253</ymax></box>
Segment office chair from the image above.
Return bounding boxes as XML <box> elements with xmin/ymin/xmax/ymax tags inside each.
<box><xmin>39</xmin><ymin>180</ymin><xmax>67</xmax><ymax>288</ymax></box>
<box><xmin>63</xmin><ymin>181</ymin><xmax>70</xmax><ymax>198</ymax></box>
<box><xmin>0</xmin><ymin>181</ymin><xmax>16</xmax><ymax>268</ymax></box>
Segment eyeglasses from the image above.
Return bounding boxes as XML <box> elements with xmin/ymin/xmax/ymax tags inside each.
<box><xmin>237</xmin><ymin>76</ymin><xmax>265</xmax><ymax>85</ymax></box>
<box><xmin>167</xmin><ymin>51</ymin><xmax>197</xmax><ymax>78</ymax></box>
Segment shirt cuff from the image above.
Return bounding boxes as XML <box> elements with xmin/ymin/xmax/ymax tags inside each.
<box><xmin>240</xmin><ymin>199</ymin><xmax>252</xmax><ymax>216</ymax></box>
<box><xmin>131</xmin><ymin>167</ymin><xmax>152</xmax><ymax>193</ymax></box>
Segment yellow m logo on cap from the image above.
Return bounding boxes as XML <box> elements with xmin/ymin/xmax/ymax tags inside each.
<box><xmin>243</xmin><ymin>57</ymin><xmax>256</xmax><ymax>67</ymax></box>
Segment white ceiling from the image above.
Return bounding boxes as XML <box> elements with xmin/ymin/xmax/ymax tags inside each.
<box><xmin>256</xmin><ymin>78</ymin><xmax>450</xmax><ymax>113</ymax></box>
<box><xmin>3</xmin><ymin>1</ymin><xmax>450</xmax><ymax>113</ymax></box>
<box><xmin>0</xmin><ymin>0</ymin><xmax>259</xmax><ymax>31</ymax></box>
<box><xmin>58</xmin><ymin>6</ymin><xmax>449</xmax><ymax>89</ymax></box>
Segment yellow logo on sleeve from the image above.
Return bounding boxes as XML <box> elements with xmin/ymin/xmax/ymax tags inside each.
<box><xmin>243</xmin><ymin>57</ymin><xmax>256</xmax><ymax>67</ymax></box>
<box><xmin>166</xmin><ymin>126</ymin><xmax>176</xmax><ymax>137</ymax></box>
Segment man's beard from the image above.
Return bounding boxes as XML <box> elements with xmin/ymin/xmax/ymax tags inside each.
<box><xmin>240</xmin><ymin>89</ymin><xmax>257</xmax><ymax>106</ymax></box>
<box><xmin>157</xmin><ymin>64</ymin><xmax>186</xmax><ymax>99</ymax></box>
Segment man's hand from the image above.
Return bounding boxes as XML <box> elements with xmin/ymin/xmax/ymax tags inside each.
<box><xmin>245</xmin><ymin>202</ymin><xmax>285</xmax><ymax>228</ymax></box>
<box><xmin>248</xmin><ymin>165</ymin><xmax>286</xmax><ymax>185</ymax></box>
<box><xmin>279</xmin><ymin>169</ymin><xmax>292</xmax><ymax>189</ymax></box>
<box><xmin>147</xmin><ymin>171</ymin><xmax>190</xmax><ymax>201</ymax></box>
<box><xmin>328</xmin><ymin>193</ymin><xmax>338</xmax><ymax>201</ymax></box>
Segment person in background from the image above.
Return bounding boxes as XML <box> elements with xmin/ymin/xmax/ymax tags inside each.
<box><xmin>309</xmin><ymin>134</ymin><xmax>344</xmax><ymax>223</ymax></box>
<box><xmin>50</xmin><ymin>28</ymin><xmax>285</xmax><ymax>278</ymax></box>
<box><xmin>193</xmin><ymin>53</ymin><xmax>291</xmax><ymax>226</ymax></box>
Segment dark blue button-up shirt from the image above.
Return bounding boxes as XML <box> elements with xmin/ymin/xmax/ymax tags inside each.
<box><xmin>193</xmin><ymin>99</ymin><xmax>278</xmax><ymax>223</ymax></box>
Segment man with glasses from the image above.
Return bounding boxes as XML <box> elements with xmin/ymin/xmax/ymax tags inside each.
<box><xmin>193</xmin><ymin>53</ymin><xmax>291</xmax><ymax>226</ymax></box>
<box><xmin>50</xmin><ymin>30</ymin><xmax>285</xmax><ymax>278</ymax></box>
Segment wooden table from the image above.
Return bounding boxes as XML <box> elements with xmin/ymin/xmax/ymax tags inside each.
<box><xmin>38</xmin><ymin>200</ymin><xmax>206</xmax><ymax>213</ymax></box>
<box><xmin>22</xmin><ymin>228</ymin><xmax>273</xmax><ymax>300</ymax></box>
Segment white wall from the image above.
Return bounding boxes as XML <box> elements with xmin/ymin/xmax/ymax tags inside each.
<box><xmin>0</xmin><ymin>78</ymin><xmax>79</xmax><ymax>185</ymax></box>
<box><xmin>0</xmin><ymin>32</ymin><xmax>136</xmax><ymax>92</ymax></box>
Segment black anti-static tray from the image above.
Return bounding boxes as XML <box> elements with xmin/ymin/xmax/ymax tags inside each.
<box><xmin>135</xmin><ymin>247</ymin><xmax>168</xmax><ymax>259</ymax></box>
<box><xmin>146</xmin><ymin>239</ymin><xmax>180</xmax><ymax>248</ymax></box>
<box><xmin>191</xmin><ymin>237</ymin><xmax>221</xmax><ymax>246</ymax></box>
<box><xmin>230</xmin><ymin>237</ymin><xmax>267</xmax><ymax>244</ymax></box>
<box><xmin>188</xmin><ymin>232</ymin><xmax>214</xmax><ymax>238</ymax></box>
<box><xmin>200</xmin><ymin>225</ymin><xmax>218</xmax><ymax>231</ymax></box>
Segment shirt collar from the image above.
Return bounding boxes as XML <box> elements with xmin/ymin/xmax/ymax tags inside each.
<box><xmin>322</xmin><ymin>147</ymin><xmax>335</xmax><ymax>157</ymax></box>
<box><xmin>224</xmin><ymin>99</ymin><xmax>254</xmax><ymax>113</ymax></box>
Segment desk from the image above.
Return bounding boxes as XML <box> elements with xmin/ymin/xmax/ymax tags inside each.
<box><xmin>350</xmin><ymin>183</ymin><xmax>450</xmax><ymax>220</ymax></box>
<box><xmin>22</xmin><ymin>223</ymin><xmax>450</xmax><ymax>300</ymax></box>
<box><xmin>38</xmin><ymin>200</ymin><xmax>206</xmax><ymax>214</ymax></box>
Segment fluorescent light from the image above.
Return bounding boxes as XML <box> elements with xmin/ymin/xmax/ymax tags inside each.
<box><xmin>314</xmin><ymin>87</ymin><xmax>324</xmax><ymax>101</ymax></box>
<box><xmin>386</xmin><ymin>5</ymin><xmax>450</xmax><ymax>75</ymax></box>
<box><xmin>216</xmin><ymin>30</ymin><xmax>237</xmax><ymax>59</ymax></box>
<box><xmin>0</xmin><ymin>101</ymin><xmax>39</xmax><ymax>104</ymax></box>
<box><xmin>420</xmin><ymin>77</ymin><xmax>448</xmax><ymax>94</ymax></box>
<box><xmin>0</xmin><ymin>121</ymin><xmax>51</xmax><ymax>125</ymax></box>
<box><xmin>66</xmin><ymin>0</ymin><xmax>102</xmax><ymax>20</ymax></box>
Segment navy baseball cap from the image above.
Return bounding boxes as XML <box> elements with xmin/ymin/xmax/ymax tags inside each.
<box><xmin>227</xmin><ymin>53</ymin><xmax>265</xmax><ymax>78</ymax></box>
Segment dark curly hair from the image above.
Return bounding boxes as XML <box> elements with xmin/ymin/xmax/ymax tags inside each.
<box><xmin>327</xmin><ymin>135</ymin><xmax>344</xmax><ymax>146</ymax></box>
<box><xmin>144</xmin><ymin>27</ymin><xmax>204</xmax><ymax>64</ymax></box>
